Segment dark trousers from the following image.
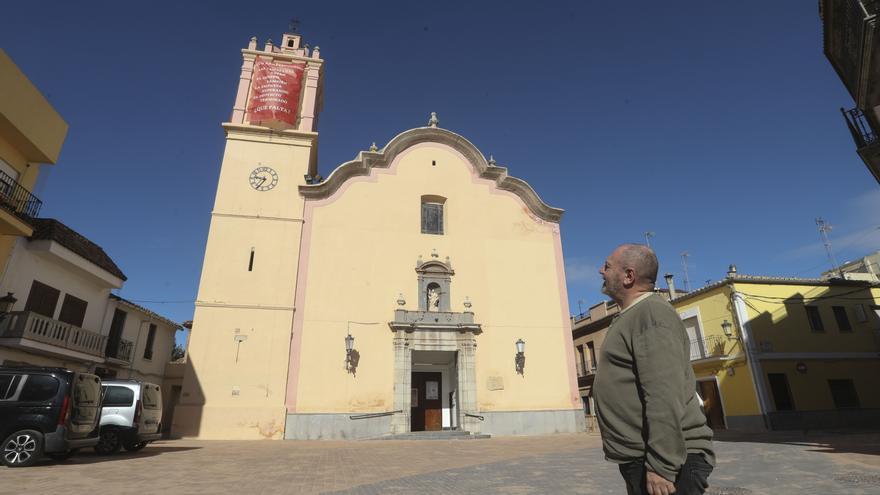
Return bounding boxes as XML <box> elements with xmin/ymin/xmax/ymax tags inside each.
<box><xmin>618</xmin><ymin>454</ymin><xmax>713</xmax><ymax>495</ymax></box>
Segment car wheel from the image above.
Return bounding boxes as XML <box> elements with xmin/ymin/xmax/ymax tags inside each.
<box><xmin>46</xmin><ymin>448</ymin><xmax>79</xmax><ymax>461</ymax></box>
<box><xmin>123</xmin><ymin>441</ymin><xmax>148</xmax><ymax>452</ymax></box>
<box><xmin>2</xmin><ymin>429</ymin><xmax>44</xmax><ymax>468</ymax></box>
<box><xmin>94</xmin><ymin>428</ymin><xmax>122</xmax><ymax>455</ymax></box>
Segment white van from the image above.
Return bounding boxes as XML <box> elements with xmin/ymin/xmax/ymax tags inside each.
<box><xmin>95</xmin><ymin>380</ymin><xmax>162</xmax><ymax>454</ymax></box>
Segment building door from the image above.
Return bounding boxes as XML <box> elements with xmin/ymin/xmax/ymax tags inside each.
<box><xmin>767</xmin><ymin>373</ymin><xmax>794</xmax><ymax>411</ymax></box>
<box><xmin>698</xmin><ymin>380</ymin><xmax>725</xmax><ymax>429</ymax></box>
<box><xmin>163</xmin><ymin>385</ymin><xmax>182</xmax><ymax>438</ymax></box>
<box><xmin>411</xmin><ymin>372</ymin><xmax>442</xmax><ymax>431</ymax></box>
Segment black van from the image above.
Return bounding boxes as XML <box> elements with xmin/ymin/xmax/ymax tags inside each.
<box><xmin>0</xmin><ymin>367</ymin><xmax>103</xmax><ymax>467</ymax></box>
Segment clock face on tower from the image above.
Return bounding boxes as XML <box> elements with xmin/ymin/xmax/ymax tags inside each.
<box><xmin>249</xmin><ymin>166</ymin><xmax>278</xmax><ymax>191</ymax></box>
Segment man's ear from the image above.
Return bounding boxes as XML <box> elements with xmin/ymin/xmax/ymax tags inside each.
<box><xmin>623</xmin><ymin>268</ymin><xmax>637</xmax><ymax>287</ymax></box>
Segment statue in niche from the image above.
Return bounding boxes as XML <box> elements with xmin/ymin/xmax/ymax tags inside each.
<box><xmin>427</xmin><ymin>284</ymin><xmax>441</xmax><ymax>312</ymax></box>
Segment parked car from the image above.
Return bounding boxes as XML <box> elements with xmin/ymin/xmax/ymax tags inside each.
<box><xmin>95</xmin><ymin>380</ymin><xmax>162</xmax><ymax>454</ymax></box>
<box><xmin>0</xmin><ymin>367</ymin><xmax>103</xmax><ymax>467</ymax></box>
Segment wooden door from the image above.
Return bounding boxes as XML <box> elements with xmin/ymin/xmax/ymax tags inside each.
<box><xmin>699</xmin><ymin>380</ymin><xmax>725</xmax><ymax>429</ymax></box>
<box><xmin>411</xmin><ymin>372</ymin><xmax>442</xmax><ymax>431</ymax></box>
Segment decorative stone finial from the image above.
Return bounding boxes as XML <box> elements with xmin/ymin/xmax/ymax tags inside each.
<box><xmin>431</xmin><ymin>249</ymin><xmax>439</xmax><ymax>258</ymax></box>
<box><xmin>488</xmin><ymin>155</ymin><xmax>496</xmax><ymax>166</ymax></box>
<box><xmin>428</xmin><ymin>112</ymin><xmax>439</xmax><ymax>128</ymax></box>
<box><xmin>369</xmin><ymin>142</ymin><xmax>378</xmax><ymax>152</ymax></box>
<box><xmin>463</xmin><ymin>296</ymin><xmax>472</xmax><ymax>310</ymax></box>
<box><xmin>417</xmin><ymin>255</ymin><xmax>423</xmax><ymax>267</ymax></box>
<box><xmin>397</xmin><ymin>293</ymin><xmax>406</xmax><ymax>306</ymax></box>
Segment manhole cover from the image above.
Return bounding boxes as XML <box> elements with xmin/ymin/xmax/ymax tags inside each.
<box><xmin>834</xmin><ymin>472</ymin><xmax>880</xmax><ymax>485</ymax></box>
<box><xmin>707</xmin><ymin>488</ymin><xmax>752</xmax><ymax>495</ymax></box>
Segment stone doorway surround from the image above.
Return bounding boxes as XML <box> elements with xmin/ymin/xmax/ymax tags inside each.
<box><xmin>389</xmin><ymin>308</ymin><xmax>481</xmax><ymax>434</ymax></box>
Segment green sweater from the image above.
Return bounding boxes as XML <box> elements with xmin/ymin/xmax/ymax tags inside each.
<box><xmin>593</xmin><ymin>293</ymin><xmax>715</xmax><ymax>481</ymax></box>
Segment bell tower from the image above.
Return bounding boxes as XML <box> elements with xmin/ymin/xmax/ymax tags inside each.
<box><xmin>175</xmin><ymin>32</ymin><xmax>324</xmax><ymax>439</ymax></box>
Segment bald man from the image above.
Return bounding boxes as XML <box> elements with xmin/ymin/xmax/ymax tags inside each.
<box><xmin>594</xmin><ymin>244</ymin><xmax>714</xmax><ymax>495</ymax></box>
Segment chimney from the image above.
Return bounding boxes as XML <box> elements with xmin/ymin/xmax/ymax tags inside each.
<box><xmin>727</xmin><ymin>264</ymin><xmax>738</xmax><ymax>279</ymax></box>
<box><xmin>664</xmin><ymin>273</ymin><xmax>677</xmax><ymax>301</ymax></box>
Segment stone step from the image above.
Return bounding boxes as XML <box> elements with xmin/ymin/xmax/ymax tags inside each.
<box><xmin>371</xmin><ymin>430</ymin><xmax>491</xmax><ymax>441</ymax></box>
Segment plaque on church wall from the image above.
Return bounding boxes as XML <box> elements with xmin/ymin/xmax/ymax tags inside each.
<box><xmin>411</xmin><ymin>388</ymin><xmax>418</xmax><ymax>407</ymax></box>
<box><xmin>487</xmin><ymin>376</ymin><xmax>504</xmax><ymax>391</ymax></box>
<box><xmin>247</xmin><ymin>59</ymin><xmax>305</xmax><ymax>127</ymax></box>
<box><xmin>426</xmin><ymin>381</ymin><xmax>439</xmax><ymax>400</ymax></box>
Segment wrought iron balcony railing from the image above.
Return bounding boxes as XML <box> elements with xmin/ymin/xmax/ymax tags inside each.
<box><xmin>689</xmin><ymin>335</ymin><xmax>728</xmax><ymax>361</ymax></box>
<box><xmin>842</xmin><ymin>106</ymin><xmax>880</xmax><ymax>149</ymax></box>
<box><xmin>106</xmin><ymin>338</ymin><xmax>134</xmax><ymax>363</ymax></box>
<box><xmin>0</xmin><ymin>170</ymin><xmax>43</xmax><ymax>221</ymax></box>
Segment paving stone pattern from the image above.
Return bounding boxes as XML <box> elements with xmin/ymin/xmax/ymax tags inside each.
<box><xmin>4</xmin><ymin>431</ymin><xmax>880</xmax><ymax>494</ymax></box>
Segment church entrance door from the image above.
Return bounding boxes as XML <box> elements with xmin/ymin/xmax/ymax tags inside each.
<box><xmin>411</xmin><ymin>372</ymin><xmax>442</xmax><ymax>431</ymax></box>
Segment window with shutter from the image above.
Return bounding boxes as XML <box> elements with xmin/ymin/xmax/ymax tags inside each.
<box><xmin>23</xmin><ymin>280</ymin><xmax>61</xmax><ymax>318</ymax></box>
<box><xmin>420</xmin><ymin>195</ymin><xmax>446</xmax><ymax>235</ymax></box>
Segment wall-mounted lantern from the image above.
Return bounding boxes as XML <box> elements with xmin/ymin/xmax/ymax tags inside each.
<box><xmin>796</xmin><ymin>362</ymin><xmax>807</xmax><ymax>374</ymax></box>
<box><xmin>515</xmin><ymin>338</ymin><xmax>526</xmax><ymax>375</ymax></box>
<box><xmin>0</xmin><ymin>292</ymin><xmax>17</xmax><ymax>313</ymax></box>
<box><xmin>721</xmin><ymin>319</ymin><xmax>734</xmax><ymax>339</ymax></box>
<box><xmin>0</xmin><ymin>292</ymin><xmax>17</xmax><ymax>324</ymax></box>
<box><xmin>345</xmin><ymin>333</ymin><xmax>356</xmax><ymax>374</ymax></box>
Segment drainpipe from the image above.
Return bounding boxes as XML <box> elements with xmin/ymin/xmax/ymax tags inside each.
<box><xmin>664</xmin><ymin>273</ymin><xmax>677</xmax><ymax>301</ymax></box>
<box><xmin>728</xmin><ymin>282</ymin><xmax>772</xmax><ymax>430</ymax></box>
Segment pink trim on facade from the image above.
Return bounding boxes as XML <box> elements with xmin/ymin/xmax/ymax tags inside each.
<box><xmin>284</xmin><ymin>141</ymin><xmax>573</xmax><ymax>410</ymax></box>
<box><xmin>553</xmin><ymin>231</ymin><xmax>581</xmax><ymax>407</ymax></box>
<box><xmin>284</xmin><ymin>146</ymin><xmax>418</xmax><ymax>412</ymax></box>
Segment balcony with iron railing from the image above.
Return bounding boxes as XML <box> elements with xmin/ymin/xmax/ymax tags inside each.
<box><xmin>0</xmin><ymin>310</ymin><xmax>106</xmax><ymax>360</ymax></box>
<box><xmin>105</xmin><ymin>338</ymin><xmax>135</xmax><ymax>364</ymax></box>
<box><xmin>842</xmin><ymin>106</ymin><xmax>880</xmax><ymax>182</ymax></box>
<box><xmin>689</xmin><ymin>335</ymin><xmax>729</xmax><ymax>362</ymax></box>
<box><xmin>0</xmin><ymin>170</ymin><xmax>43</xmax><ymax>235</ymax></box>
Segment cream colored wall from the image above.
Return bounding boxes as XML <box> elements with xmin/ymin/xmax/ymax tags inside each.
<box><xmin>293</xmin><ymin>143</ymin><xmax>574</xmax><ymax>415</ymax></box>
<box><xmin>176</xmin><ymin>128</ymin><xmax>313</xmax><ymax>439</ymax></box>
<box><xmin>104</xmin><ymin>301</ymin><xmax>177</xmax><ymax>383</ymax></box>
<box><xmin>176</xmin><ymin>306</ymin><xmax>291</xmax><ymax>439</ymax></box>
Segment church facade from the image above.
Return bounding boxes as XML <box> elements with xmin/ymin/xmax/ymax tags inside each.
<box><xmin>174</xmin><ymin>32</ymin><xmax>583</xmax><ymax>440</ymax></box>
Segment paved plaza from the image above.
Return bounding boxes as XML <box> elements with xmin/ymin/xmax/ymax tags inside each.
<box><xmin>5</xmin><ymin>431</ymin><xmax>880</xmax><ymax>494</ymax></box>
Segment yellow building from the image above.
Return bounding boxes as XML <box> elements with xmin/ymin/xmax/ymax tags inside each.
<box><xmin>0</xmin><ymin>49</ymin><xmax>68</xmax><ymax>272</ymax></box>
<box><xmin>667</xmin><ymin>266</ymin><xmax>880</xmax><ymax>431</ymax></box>
<box><xmin>175</xmin><ymin>32</ymin><xmax>583</xmax><ymax>440</ymax></box>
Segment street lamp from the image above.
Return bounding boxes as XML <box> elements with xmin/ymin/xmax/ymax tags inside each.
<box><xmin>0</xmin><ymin>292</ymin><xmax>16</xmax><ymax>325</ymax></box>
<box><xmin>515</xmin><ymin>339</ymin><xmax>526</xmax><ymax>375</ymax></box>
<box><xmin>721</xmin><ymin>319</ymin><xmax>734</xmax><ymax>339</ymax></box>
<box><xmin>345</xmin><ymin>333</ymin><xmax>355</xmax><ymax>373</ymax></box>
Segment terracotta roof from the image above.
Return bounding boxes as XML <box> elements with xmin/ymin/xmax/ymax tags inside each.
<box><xmin>110</xmin><ymin>294</ymin><xmax>182</xmax><ymax>329</ymax></box>
<box><xmin>28</xmin><ymin>218</ymin><xmax>127</xmax><ymax>281</ymax></box>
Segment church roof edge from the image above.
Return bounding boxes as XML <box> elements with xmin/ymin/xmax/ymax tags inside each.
<box><xmin>299</xmin><ymin>126</ymin><xmax>564</xmax><ymax>223</ymax></box>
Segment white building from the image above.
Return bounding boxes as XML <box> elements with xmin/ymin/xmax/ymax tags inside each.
<box><xmin>0</xmin><ymin>218</ymin><xmax>180</xmax><ymax>384</ymax></box>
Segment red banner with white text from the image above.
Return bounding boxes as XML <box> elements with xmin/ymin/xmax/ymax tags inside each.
<box><xmin>246</xmin><ymin>59</ymin><xmax>305</xmax><ymax>127</ymax></box>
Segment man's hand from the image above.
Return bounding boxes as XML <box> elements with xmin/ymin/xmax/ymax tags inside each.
<box><xmin>646</xmin><ymin>470</ymin><xmax>676</xmax><ymax>495</ymax></box>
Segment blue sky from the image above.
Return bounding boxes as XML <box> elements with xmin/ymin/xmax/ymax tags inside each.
<box><xmin>2</xmin><ymin>1</ymin><xmax>878</xmax><ymax>344</ymax></box>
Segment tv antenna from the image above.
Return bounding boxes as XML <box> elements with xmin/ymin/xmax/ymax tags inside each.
<box><xmin>644</xmin><ymin>231</ymin><xmax>655</xmax><ymax>248</ymax></box>
<box><xmin>680</xmin><ymin>251</ymin><xmax>691</xmax><ymax>292</ymax></box>
<box><xmin>815</xmin><ymin>218</ymin><xmax>842</xmax><ymax>277</ymax></box>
